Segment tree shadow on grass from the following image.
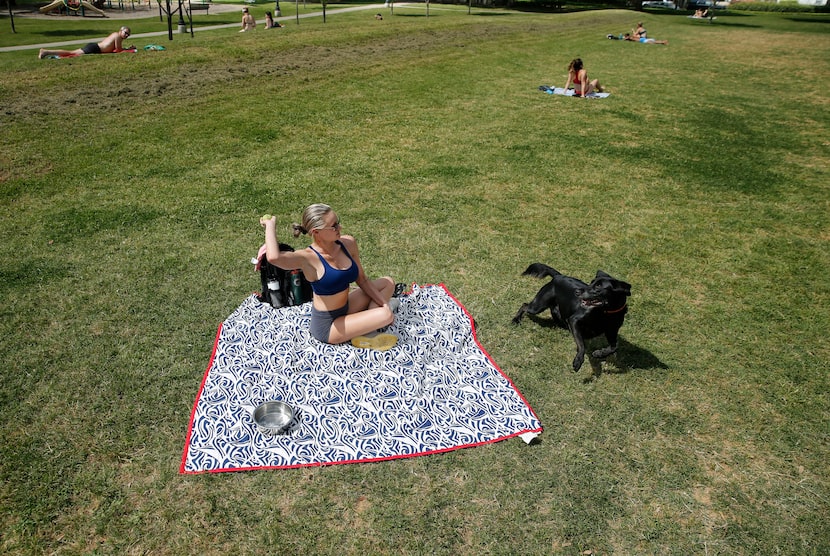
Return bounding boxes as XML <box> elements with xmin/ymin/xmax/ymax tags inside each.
<box><xmin>786</xmin><ymin>16</ymin><xmax>830</xmax><ymax>24</ymax></box>
<box><xmin>695</xmin><ymin>20</ymin><xmax>763</xmax><ymax>28</ymax></box>
<box><xmin>41</xmin><ymin>28</ymin><xmax>105</xmax><ymax>38</ymax></box>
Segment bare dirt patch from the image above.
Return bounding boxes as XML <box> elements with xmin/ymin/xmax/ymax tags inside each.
<box><xmin>3</xmin><ymin>22</ymin><xmax>526</xmax><ymax>120</ymax></box>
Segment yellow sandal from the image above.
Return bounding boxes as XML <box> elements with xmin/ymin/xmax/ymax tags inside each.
<box><xmin>351</xmin><ymin>333</ymin><xmax>398</xmax><ymax>351</ymax></box>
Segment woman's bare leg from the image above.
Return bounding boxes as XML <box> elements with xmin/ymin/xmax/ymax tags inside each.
<box><xmin>327</xmin><ymin>306</ymin><xmax>394</xmax><ymax>344</ymax></box>
<box><xmin>39</xmin><ymin>48</ymin><xmax>83</xmax><ymax>59</ymax></box>
<box><xmin>325</xmin><ymin>276</ymin><xmax>396</xmax><ymax>343</ymax></box>
<box><xmin>346</xmin><ymin>276</ymin><xmax>395</xmax><ymax>311</ymax></box>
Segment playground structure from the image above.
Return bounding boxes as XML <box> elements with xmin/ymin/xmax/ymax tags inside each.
<box><xmin>39</xmin><ymin>0</ymin><xmax>108</xmax><ymax>17</ymax></box>
<box><xmin>33</xmin><ymin>0</ymin><xmax>199</xmax><ymax>40</ymax></box>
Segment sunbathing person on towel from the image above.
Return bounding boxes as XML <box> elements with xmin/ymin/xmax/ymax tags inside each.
<box><xmin>624</xmin><ymin>33</ymin><xmax>669</xmax><ymax>45</ymax></box>
<box><xmin>260</xmin><ymin>204</ymin><xmax>398</xmax><ymax>344</ymax></box>
<box><xmin>564</xmin><ymin>57</ymin><xmax>604</xmax><ymax>97</ymax></box>
<box><xmin>39</xmin><ymin>26</ymin><xmax>132</xmax><ymax>59</ymax></box>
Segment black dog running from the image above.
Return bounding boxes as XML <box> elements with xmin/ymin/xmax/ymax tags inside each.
<box><xmin>512</xmin><ymin>263</ymin><xmax>632</xmax><ymax>372</ymax></box>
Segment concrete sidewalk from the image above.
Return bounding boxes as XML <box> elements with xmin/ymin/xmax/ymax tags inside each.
<box><xmin>0</xmin><ymin>3</ymin><xmax>395</xmax><ymax>53</ymax></box>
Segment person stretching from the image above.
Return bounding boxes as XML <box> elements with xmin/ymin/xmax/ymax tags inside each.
<box><xmin>260</xmin><ymin>204</ymin><xmax>398</xmax><ymax>344</ymax></box>
<box><xmin>564</xmin><ymin>58</ymin><xmax>604</xmax><ymax>97</ymax></box>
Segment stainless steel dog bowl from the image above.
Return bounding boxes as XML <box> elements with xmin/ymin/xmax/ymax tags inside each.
<box><xmin>253</xmin><ymin>401</ymin><xmax>294</xmax><ymax>434</ymax></box>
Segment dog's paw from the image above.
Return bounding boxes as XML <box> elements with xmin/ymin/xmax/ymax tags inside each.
<box><xmin>592</xmin><ymin>346</ymin><xmax>617</xmax><ymax>359</ymax></box>
<box><xmin>511</xmin><ymin>305</ymin><xmax>529</xmax><ymax>325</ymax></box>
<box><xmin>572</xmin><ymin>354</ymin><xmax>585</xmax><ymax>372</ymax></box>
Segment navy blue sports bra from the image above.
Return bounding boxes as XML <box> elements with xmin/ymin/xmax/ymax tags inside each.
<box><xmin>308</xmin><ymin>241</ymin><xmax>359</xmax><ymax>296</ymax></box>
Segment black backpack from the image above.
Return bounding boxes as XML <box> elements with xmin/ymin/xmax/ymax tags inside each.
<box><xmin>255</xmin><ymin>243</ymin><xmax>313</xmax><ymax>308</ymax></box>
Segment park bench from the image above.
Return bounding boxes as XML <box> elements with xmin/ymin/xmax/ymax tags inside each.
<box><xmin>187</xmin><ymin>0</ymin><xmax>210</xmax><ymax>14</ymax></box>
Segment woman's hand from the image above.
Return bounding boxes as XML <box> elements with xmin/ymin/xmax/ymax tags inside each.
<box><xmin>260</xmin><ymin>214</ymin><xmax>276</xmax><ymax>227</ymax></box>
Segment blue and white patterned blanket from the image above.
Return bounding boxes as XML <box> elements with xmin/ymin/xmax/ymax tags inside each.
<box><xmin>181</xmin><ymin>284</ymin><xmax>542</xmax><ymax>473</ymax></box>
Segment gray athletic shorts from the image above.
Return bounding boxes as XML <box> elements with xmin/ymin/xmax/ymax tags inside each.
<box><xmin>309</xmin><ymin>303</ymin><xmax>349</xmax><ymax>343</ymax></box>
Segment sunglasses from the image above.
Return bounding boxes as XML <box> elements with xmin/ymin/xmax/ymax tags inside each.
<box><xmin>316</xmin><ymin>220</ymin><xmax>341</xmax><ymax>232</ymax></box>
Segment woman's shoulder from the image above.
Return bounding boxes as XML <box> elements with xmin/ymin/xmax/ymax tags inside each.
<box><xmin>338</xmin><ymin>235</ymin><xmax>359</xmax><ymax>251</ymax></box>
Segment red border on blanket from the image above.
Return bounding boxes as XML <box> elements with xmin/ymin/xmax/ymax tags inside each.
<box><xmin>179</xmin><ymin>283</ymin><xmax>542</xmax><ymax>474</ymax></box>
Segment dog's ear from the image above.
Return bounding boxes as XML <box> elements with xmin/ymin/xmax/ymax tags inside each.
<box><xmin>595</xmin><ymin>271</ymin><xmax>631</xmax><ymax>296</ymax></box>
<box><xmin>614</xmin><ymin>280</ymin><xmax>632</xmax><ymax>297</ymax></box>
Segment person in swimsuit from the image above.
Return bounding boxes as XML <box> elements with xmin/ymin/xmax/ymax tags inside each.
<box><xmin>260</xmin><ymin>204</ymin><xmax>397</xmax><ymax>344</ymax></box>
<box><xmin>264</xmin><ymin>11</ymin><xmax>283</xmax><ymax>29</ymax></box>
<box><xmin>38</xmin><ymin>27</ymin><xmax>132</xmax><ymax>59</ymax></box>
<box><xmin>623</xmin><ymin>33</ymin><xmax>669</xmax><ymax>45</ymax></box>
<box><xmin>240</xmin><ymin>7</ymin><xmax>257</xmax><ymax>32</ymax></box>
<box><xmin>563</xmin><ymin>58</ymin><xmax>603</xmax><ymax>97</ymax></box>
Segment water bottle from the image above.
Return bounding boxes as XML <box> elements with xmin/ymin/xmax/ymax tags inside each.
<box><xmin>267</xmin><ymin>279</ymin><xmax>284</xmax><ymax>308</ymax></box>
<box><xmin>290</xmin><ymin>270</ymin><xmax>304</xmax><ymax>305</ymax></box>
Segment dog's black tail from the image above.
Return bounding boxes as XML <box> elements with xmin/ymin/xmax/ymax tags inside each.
<box><xmin>521</xmin><ymin>263</ymin><xmax>561</xmax><ymax>280</ymax></box>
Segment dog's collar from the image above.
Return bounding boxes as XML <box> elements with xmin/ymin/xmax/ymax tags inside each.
<box><xmin>605</xmin><ymin>303</ymin><xmax>627</xmax><ymax>314</ymax></box>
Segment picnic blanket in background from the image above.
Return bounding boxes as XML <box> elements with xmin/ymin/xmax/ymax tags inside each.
<box><xmin>180</xmin><ymin>284</ymin><xmax>542</xmax><ymax>473</ymax></box>
<box><xmin>538</xmin><ymin>85</ymin><xmax>611</xmax><ymax>99</ymax></box>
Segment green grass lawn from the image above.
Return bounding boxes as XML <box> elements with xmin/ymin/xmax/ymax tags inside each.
<box><xmin>1</xmin><ymin>4</ymin><xmax>829</xmax><ymax>554</ymax></box>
